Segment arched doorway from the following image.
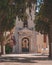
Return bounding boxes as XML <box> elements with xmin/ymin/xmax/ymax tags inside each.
<box><xmin>22</xmin><ymin>37</ymin><xmax>29</xmax><ymax>52</ymax></box>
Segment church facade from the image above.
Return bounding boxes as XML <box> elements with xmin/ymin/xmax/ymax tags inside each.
<box><xmin>12</xmin><ymin>5</ymin><xmax>49</xmax><ymax>54</ymax></box>
<box><xmin>13</xmin><ymin>17</ymin><xmax>37</xmax><ymax>53</ymax></box>
<box><xmin>12</xmin><ymin>5</ymin><xmax>38</xmax><ymax>53</ymax></box>
<box><xmin>13</xmin><ymin>17</ymin><xmax>49</xmax><ymax>54</ymax></box>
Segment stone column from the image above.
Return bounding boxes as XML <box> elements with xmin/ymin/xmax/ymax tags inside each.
<box><xmin>0</xmin><ymin>44</ymin><xmax>1</xmax><ymax>54</ymax></box>
<box><xmin>3</xmin><ymin>45</ymin><xmax>5</xmax><ymax>54</ymax></box>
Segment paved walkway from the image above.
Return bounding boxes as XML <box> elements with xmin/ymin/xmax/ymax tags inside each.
<box><xmin>0</xmin><ymin>53</ymin><xmax>52</xmax><ymax>65</ymax></box>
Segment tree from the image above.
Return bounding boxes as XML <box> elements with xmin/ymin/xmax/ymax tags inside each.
<box><xmin>35</xmin><ymin>18</ymin><xmax>49</xmax><ymax>34</ymax></box>
<box><xmin>44</xmin><ymin>0</ymin><xmax>52</xmax><ymax>58</ymax></box>
<box><xmin>0</xmin><ymin>0</ymin><xmax>15</xmax><ymax>54</ymax></box>
<box><xmin>35</xmin><ymin>0</ymin><xmax>52</xmax><ymax>58</ymax></box>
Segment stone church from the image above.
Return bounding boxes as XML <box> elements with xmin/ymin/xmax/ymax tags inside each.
<box><xmin>12</xmin><ymin>5</ymin><xmax>38</xmax><ymax>53</ymax></box>
<box><xmin>13</xmin><ymin>20</ymin><xmax>37</xmax><ymax>53</ymax></box>
<box><xmin>12</xmin><ymin>5</ymin><xmax>49</xmax><ymax>54</ymax></box>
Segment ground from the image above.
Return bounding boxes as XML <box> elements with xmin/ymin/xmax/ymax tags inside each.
<box><xmin>0</xmin><ymin>53</ymin><xmax>52</xmax><ymax>65</ymax></box>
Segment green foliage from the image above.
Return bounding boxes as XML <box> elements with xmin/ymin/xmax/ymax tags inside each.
<box><xmin>0</xmin><ymin>0</ymin><xmax>15</xmax><ymax>32</ymax></box>
<box><xmin>39</xmin><ymin>0</ymin><xmax>52</xmax><ymax>19</ymax></box>
<box><xmin>5</xmin><ymin>44</ymin><xmax>12</xmax><ymax>54</ymax></box>
<box><xmin>0</xmin><ymin>0</ymin><xmax>15</xmax><ymax>42</ymax></box>
<box><xmin>35</xmin><ymin>0</ymin><xmax>52</xmax><ymax>34</ymax></box>
<box><xmin>35</xmin><ymin>19</ymin><xmax>49</xmax><ymax>34</ymax></box>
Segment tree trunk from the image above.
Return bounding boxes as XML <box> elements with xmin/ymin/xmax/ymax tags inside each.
<box><xmin>1</xmin><ymin>42</ymin><xmax>3</xmax><ymax>54</ymax></box>
<box><xmin>48</xmin><ymin>23</ymin><xmax>52</xmax><ymax>58</ymax></box>
<box><xmin>0</xmin><ymin>32</ymin><xmax>3</xmax><ymax>55</ymax></box>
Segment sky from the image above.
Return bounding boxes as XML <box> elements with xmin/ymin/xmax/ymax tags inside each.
<box><xmin>36</xmin><ymin>0</ymin><xmax>43</xmax><ymax>12</ymax></box>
